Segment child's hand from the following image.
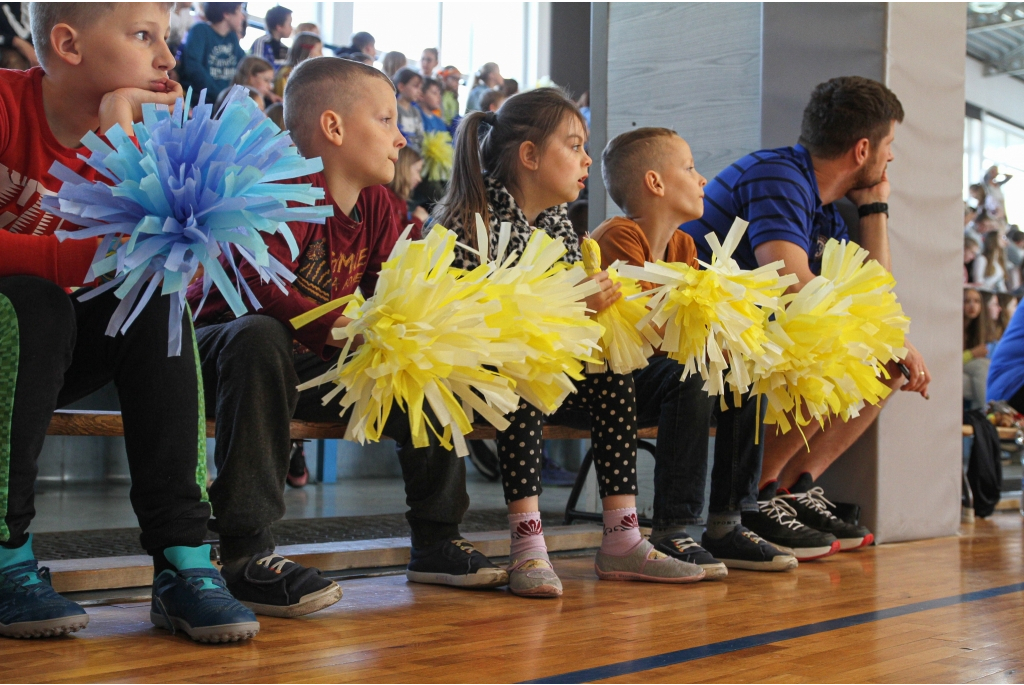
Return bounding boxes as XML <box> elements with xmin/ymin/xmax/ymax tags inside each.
<box><xmin>98</xmin><ymin>80</ymin><xmax>185</xmax><ymax>136</ymax></box>
<box><xmin>583</xmin><ymin>271</ymin><xmax>621</xmax><ymax>314</ymax></box>
<box><xmin>413</xmin><ymin>206</ymin><xmax>430</xmax><ymax>223</ymax></box>
<box><xmin>326</xmin><ymin>314</ymin><xmax>363</xmax><ymax>348</ymax></box>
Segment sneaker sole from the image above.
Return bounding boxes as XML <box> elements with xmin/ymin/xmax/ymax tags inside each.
<box><xmin>508</xmin><ymin>583</ymin><xmax>563</xmax><ymax>598</ymax></box>
<box><xmin>700</xmin><ymin>562</ymin><xmax>729</xmax><ymax>579</ymax></box>
<box><xmin>594</xmin><ymin>566</ymin><xmax>706</xmax><ymax>583</ymax></box>
<box><xmin>150</xmin><ymin>612</ymin><xmax>260</xmax><ymax>643</ymax></box>
<box><xmin>0</xmin><ymin>614</ymin><xmax>89</xmax><ymax>639</ymax></box>
<box><xmin>838</xmin><ymin>533</ymin><xmax>873</xmax><ymax>551</ymax></box>
<box><xmin>405</xmin><ymin>568</ymin><xmax>509</xmax><ymax>588</ymax></box>
<box><xmin>791</xmin><ymin>540</ymin><xmax>841</xmax><ymax>561</ymax></box>
<box><xmin>241</xmin><ymin>582</ymin><xmax>343</xmax><ymax>618</ymax></box>
<box><xmin>718</xmin><ymin>556</ymin><xmax>798</xmax><ymax>572</ymax></box>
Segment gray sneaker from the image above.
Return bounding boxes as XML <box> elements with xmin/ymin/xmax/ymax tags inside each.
<box><xmin>594</xmin><ymin>539</ymin><xmax>706</xmax><ymax>583</ymax></box>
<box><xmin>507</xmin><ymin>550</ymin><xmax>563</xmax><ymax>598</ymax></box>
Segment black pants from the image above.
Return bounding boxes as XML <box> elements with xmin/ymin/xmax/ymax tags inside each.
<box><xmin>0</xmin><ymin>276</ymin><xmax>210</xmax><ymax>552</ymax></box>
<box><xmin>496</xmin><ymin>371</ymin><xmax>640</xmax><ymax>503</ymax></box>
<box><xmin>196</xmin><ymin>315</ymin><xmax>470</xmax><ymax>562</ymax></box>
<box><xmin>634</xmin><ymin>355</ymin><xmax>764</xmax><ymax>527</ymax></box>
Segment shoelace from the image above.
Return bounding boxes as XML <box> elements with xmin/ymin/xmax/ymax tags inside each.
<box><xmin>666</xmin><ymin>536</ymin><xmax>701</xmax><ymax>553</ymax></box>
<box><xmin>740</xmin><ymin>530</ymin><xmax>768</xmax><ymax>545</ymax></box>
<box><xmin>452</xmin><ymin>539</ymin><xmax>477</xmax><ymax>555</ymax></box>
<box><xmin>0</xmin><ymin>561</ymin><xmax>49</xmax><ymax>596</ymax></box>
<box><xmin>758</xmin><ymin>497</ymin><xmax>807</xmax><ymax>530</ymax></box>
<box><xmin>256</xmin><ymin>554</ymin><xmax>292</xmax><ymax>574</ymax></box>
<box><xmin>791</xmin><ymin>487</ymin><xmax>839</xmax><ymax>520</ymax></box>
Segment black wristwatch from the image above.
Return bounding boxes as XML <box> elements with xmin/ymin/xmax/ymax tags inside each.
<box><xmin>858</xmin><ymin>202</ymin><xmax>889</xmax><ymax>218</ymax></box>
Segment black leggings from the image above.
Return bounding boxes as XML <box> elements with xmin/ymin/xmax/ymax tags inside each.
<box><xmin>496</xmin><ymin>371</ymin><xmax>639</xmax><ymax>503</ymax></box>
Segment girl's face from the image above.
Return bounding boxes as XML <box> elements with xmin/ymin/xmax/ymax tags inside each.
<box><xmin>420</xmin><ymin>84</ymin><xmax>441</xmax><ymax>111</ymax></box>
<box><xmin>486</xmin><ymin>70</ymin><xmax>504</xmax><ymax>87</ymax></box>
<box><xmin>988</xmin><ymin>295</ymin><xmax>1002</xmax><ymax>321</ymax></box>
<box><xmin>398</xmin><ymin>78</ymin><xmax>422</xmax><ymax>103</ymax></box>
<box><xmin>408</xmin><ymin>159</ymin><xmax>424</xmax><ymax>189</ymax></box>
<box><xmin>533</xmin><ymin>114</ymin><xmax>592</xmax><ymax>206</ymax></box>
<box><xmin>964</xmin><ymin>289</ymin><xmax>982</xmax><ymax>320</ymax></box>
<box><xmin>249</xmin><ymin>69</ymin><xmax>274</xmax><ymax>96</ymax></box>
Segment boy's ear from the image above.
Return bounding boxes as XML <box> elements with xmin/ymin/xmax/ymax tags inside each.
<box><xmin>319</xmin><ymin>110</ymin><xmax>344</xmax><ymax>147</ymax></box>
<box><xmin>643</xmin><ymin>170</ymin><xmax>666</xmax><ymax>198</ymax></box>
<box><xmin>50</xmin><ymin>23</ymin><xmax>83</xmax><ymax>66</ymax></box>
<box><xmin>518</xmin><ymin>140</ymin><xmax>540</xmax><ymax>172</ymax></box>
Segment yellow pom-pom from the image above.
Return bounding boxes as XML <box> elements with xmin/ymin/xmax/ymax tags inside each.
<box><xmin>293</xmin><ymin>225</ymin><xmax>520</xmax><ymax>457</ymax></box>
<box><xmin>618</xmin><ymin>218</ymin><xmax>797</xmax><ymax>399</ymax></box>
<box><xmin>421</xmin><ymin>131</ymin><xmax>454</xmax><ymax>182</ymax></box>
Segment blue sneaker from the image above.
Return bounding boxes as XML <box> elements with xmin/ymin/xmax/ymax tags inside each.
<box><xmin>0</xmin><ymin>535</ymin><xmax>89</xmax><ymax>638</ymax></box>
<box><xmin>150</xmin><ymin>545</ymin><xmax>260</xmax><ymax>644</ymax></box>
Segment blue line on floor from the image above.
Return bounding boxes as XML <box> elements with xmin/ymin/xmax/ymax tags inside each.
<box><xmin>522</xmin><ymin>581</ymin><xmax>1024</xmax><ymax>684</ymax></box>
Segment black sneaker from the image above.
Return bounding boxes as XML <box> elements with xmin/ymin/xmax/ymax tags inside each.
<box><xmin>406</xmin><ymin>538</ymin><xmax>508</xmax><ymax>588</ymax></box>
<box><xmin>652</xmin><ymin>535</ymin><xmax>727</xmax><ymax>579</ymax></box>
<box><xmin>701</xmin><ymin>525</ymin><xmax>797</xmax><ymax>571</ymax></box>
<box><xmin>780</xmin><ymin>487</ymin><xmax>874</xmax><ymax>551</ymax></box>
<box><xmin>223</xmin><ymin>551</ymin><xmax>342</xmax><ymax>618</ymax></box>
<box><xmin>286</xmin><ymin>441</ymin><xmax>309</xmax><ymax>488</ymax></box>
<box><xmin>786</xmin><ymin>473</ymin><xmax>863</xmax><ymax>526</ymax></box>
<box><xmin>467</xmin><ymin>441</ymin><xmax>501</xmax><ymax>481</ymax></box>
<box><xmin>742</xmin><ymin>498</ymin><xmax>840</xmax><ymax>561</ymax></box>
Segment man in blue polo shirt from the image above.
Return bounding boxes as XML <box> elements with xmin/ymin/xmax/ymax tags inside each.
<box><xmin>682</xmin><ymin>76</ymin><xmax>932</xmax><ymax>557</ymax></box>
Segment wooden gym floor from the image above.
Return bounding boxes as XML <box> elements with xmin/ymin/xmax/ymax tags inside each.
<box><xmin>4</xmin><ymin>514</ymin><xmax>1024</xmax><ymax>684</ymax></box>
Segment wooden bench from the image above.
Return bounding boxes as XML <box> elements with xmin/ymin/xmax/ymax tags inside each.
<box><xmin>961</xmin><ymin>423</ymin><xmax>1023</xmax><ymax>443</ymax></box>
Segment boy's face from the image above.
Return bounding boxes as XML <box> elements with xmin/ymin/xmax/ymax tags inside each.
<box><xmin>336</xmin><ymin>78</ymin><xmax>406</xmax><ymax>187</ymax></box>
<box><xmin>421</xmin><ymin>51</ymin><xmax>437</xmax><ymax>75</ymax></box>
<box><xmin>225</xmin><ymin>7</ymin><xmax>246</xmax><ymax>35</ymax></box>
<box><xmin>420</xmin><ymin>84</ymin><xmax>441</xmax><ymax>110</ymax></box>
<box><xmin>657</xmin><ymin>136</ymin><xmax>707</xmax><ymax>222</ymax></box>
<box><xmin>279</xmin><ymin>15</ymin><xmax>293</xmax><ymax>39</ymax></box>
<box><xmin>74</xmin><ymin>4</ymin><xmax>175</xmax><ymax>94</ymax></box>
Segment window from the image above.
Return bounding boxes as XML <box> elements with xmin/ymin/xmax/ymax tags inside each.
<box><xmin>964</xmin><ymin>112</ymin><xmax>1024</xmax><ymax>223</ymax></box>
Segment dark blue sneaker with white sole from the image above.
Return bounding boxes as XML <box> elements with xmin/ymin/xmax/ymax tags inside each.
<box><xmin>0</xmin><ymin>557</ymin><xmax>89</xmax><ymax>638</ymax></box>
<box><xmin>150</xmin><ymin>545</ymin><xmax>260</xmax><ymax>644</ymax></box>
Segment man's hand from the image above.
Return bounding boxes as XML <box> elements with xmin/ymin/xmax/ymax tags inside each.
<box><xmin>325</xmin><ymin>314</ymin><xmax>363</xmax><ymax>348</ymax></box>
<box><xmin>583</xmin><ymin>270</ymin><xmax>621</xmax><ymax>314</ymax></box>
<box><xmin>98</xmin><ymin>81</ymin><xmax>185</xmax><ymax>136</ymax></box>
<box><xmin>900</xmin><ymin>339</ymin><xmax>931</xmax><ymax>398</ymax></box>
<box><xmin>846</xmin><ymin>168</ymin><xmax>891</xmax><ymax>207</ymax></box>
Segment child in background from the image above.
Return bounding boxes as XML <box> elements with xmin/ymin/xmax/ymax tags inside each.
<box><xmin>974</xmin><ymin>231</ymin><xmax>1008</xmax><ymax>292</ymax></box>
<box><xmin>0</xmin><ymin>2</ymin><xmax>257</xmax><ymax>643</ymax></box>
<box><xmin>431</xmin><ymin>90</ymin><xmax>704</xmax><ymax>598</ymax></box>
<box><xmin>465</xmin><ymin>62</ymin><xmax>502</xmax><ymax>112</ymax></box>
<box><xmin>965</xmin><ymin>287</ymin><xmax>995</xmax><ymax>409</ymax></box>
<box><xmin>249</xmin><ymin>5</ymin><xmax>292</xmax><ymax>68</ymax></box>
<box><xmin>439</xmin><ymin>66</ymin><xmax>462</xmax><ymax>125</ymax></box>
<box><xmin>420</xmin><ymin>47</ymin><xmax>438</xmax><ymax>77</ymax></box>
<box><xmin>264</xmin><ymin>101</ymin><xmax>285</xmax><ymax>128</ymax></box>
<box><xmin>502</xmin><ymin>78</ymin><xmax>519</xmax><ymax>97</ymax></box>
<box><xmin>479</xmin><ymin>89</ymin><xmax>505</xmax><ymax>113</ymax></box>
<box><xmin>273</xmin><ymin>31</ymin><xmax>322</xmax><ymax>96</ymax></box>
<box><xmin>594</xmin><ymin>128</ymin><xmax>801</xmax><ymax>574</ymax></box>
<box><xmin>385</xmin><ymin>147</ymin><xmax>429</xmax><ymax>239</ymax></box>
<box><xmin>394</xmin><ymin>68</ymin><xmax>426</xmax><ymax>152</ymax></box>
<box><xmin>179</xmin><ymin>2</ymin><xmax>246</xmax><ymax>105</ymax></box>
<box><xmin>382</xmin><ymin>50</ymin><xmax>408</xmax><ymax>79</ymax></box>
<box><xmin>220</xmin><ymin>55</ymin><xmax>279</xmax><ymax>107</ymax></box>
<box><xmin>188</xmin><ymin>57</ymin><xmax>508</xmax><ymax>600</ymax></box>
<box><xmin>295</xmin><ymin>22</ymin><xmax>319</xmax><ymax>35</ymax></box>
<box><xmin>418</xmin><ymin>78</ymin><xmax>445</xmax><ymax>123</ymax></box>
<box><xmin>343</xmin><ymin>52</ymin><xmax>374</xmax><ymax>66</ymax></box>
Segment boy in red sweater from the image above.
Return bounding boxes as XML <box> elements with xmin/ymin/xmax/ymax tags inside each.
<box><xmin>0</xmin><ymin>3</ymin><xmax>257</xmax><ymax>642</ymax></box>
<box><xmin>188</xmin><ymin>57</ymin><xmax>507</xmax><ymax>615</ymax></box>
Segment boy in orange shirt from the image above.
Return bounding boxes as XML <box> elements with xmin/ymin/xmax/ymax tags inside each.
<box><xmin>593</xmin><ymin>128</ymin><xmax>799</xmax><ymax>575</ymax></box>
<box><xmin>0</xmin><ymin>3</ymin><xmax>256</xmax><ymax>642</ymax></box>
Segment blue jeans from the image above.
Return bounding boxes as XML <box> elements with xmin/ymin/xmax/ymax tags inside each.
<box><xmin>633</xmin><ymin>355</ymin><xmax>764</xmax><ymax>528</ymax></box>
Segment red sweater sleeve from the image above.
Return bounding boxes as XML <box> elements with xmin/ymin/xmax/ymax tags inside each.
<box><xmin>0</xmin><ymin>232</ymin><xmax>98</xmax><ymax>287</ymax></box>
<box><xmin>237</xmin><ymin>227</ymin><xmax>339</xmax><ymax>359</ymax></box>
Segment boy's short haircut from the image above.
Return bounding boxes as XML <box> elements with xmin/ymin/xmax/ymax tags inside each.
<box><xmin>351</xmin><ymin>31</ymin><xmax>374</xmax><ymax>50</ymax></box>
<box><xmin>422</xmin><ymin>77</ymin><xmax>441</xmax><ymax>93</ymax></box>
<box><xmin>423</xmin><ymin>47</ymin><xmax>438</xmax><ymax>59</ymax></box>
<box><xmin>601</xmin><ymin>127</ymin><xmax>678</xmax><ymax>214</ymax></box>
<box><xmin>479</xmin><ymin>89</ymin><xmax>504</xmax><ymax>112</ymax></box>
<box><xmin>204</xmin><ymin>2</ymin><xmax>242</xmax><ymax>25</ymax></box>
<box><xmin>29</xmin><ymin>2</ymin><xmax>117</xmax><ymax>66</ymax></box>
<box><xmin>283</xmin><ymin>56</ymin><xmax>395</xmax><ymax>155</ymax></box>
<box><xmin>265</xmin><ymin>5</ymin><xmax>291</xmax><ymax>31</ymax></box>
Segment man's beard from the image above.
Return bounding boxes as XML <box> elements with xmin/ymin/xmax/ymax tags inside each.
<box><xmin>852</xmin><ymin>158</ymin><xmax>885</xmax><ymax>190</ymax></box>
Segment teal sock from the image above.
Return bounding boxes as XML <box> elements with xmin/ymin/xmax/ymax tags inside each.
<box><xmin>0</xmin><ymin>533</ymin><xmax>34</xmax><ymax>569</ymax></box>
<box><xmin>162</xmin><ymin>545</ymin><xmax>216</xmax><ymax>573</ymax></box>
<box><xmin>705</xmin><ymin>512</ymin><xmax>741</xmax><ymax>540</ymax></box>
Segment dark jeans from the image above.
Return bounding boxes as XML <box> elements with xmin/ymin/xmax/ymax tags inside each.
<box><xmin>0</xmin><ymin>276</ymin><xmax>210</xmax><ymax>552</ymax></box>
<box><xmin>634</xmin><ymin>355</ymin><xmax>764</xmax><ymax>528</ymax></box>
<box><xmin>196</xmin><ymin>315</ymin><xmax>470</xmax><ymax>562</ymax></box>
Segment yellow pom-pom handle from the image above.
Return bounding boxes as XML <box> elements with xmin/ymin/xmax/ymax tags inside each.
<box><xmin>581</xmin><ymin>237</ymin><xmax>603</xmax><ymax>277</ymax></box>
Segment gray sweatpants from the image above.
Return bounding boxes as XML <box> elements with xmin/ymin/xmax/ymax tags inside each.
<box><xmin>196</xmin><ymin>314</ymin><xmax>470</xmax><ymax>562</ymax></box>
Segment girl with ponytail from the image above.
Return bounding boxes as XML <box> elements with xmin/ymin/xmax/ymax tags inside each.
<box><xmin>431</xmin><ymin>89</ymin><xmax>705</xmax><ymax>598</ymax></box>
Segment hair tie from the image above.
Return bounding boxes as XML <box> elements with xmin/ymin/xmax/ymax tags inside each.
<box><xmin>483</xmin><ymin>111</ymin><xmax>498</xmax><ymax>126</ymax></box>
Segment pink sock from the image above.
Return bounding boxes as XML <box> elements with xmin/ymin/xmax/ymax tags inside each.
<box><xmin>601</xmin><ymin>507</ymin><xmax>643</xmax><ymax>555</ymax></box>
<box><xmin>509</xmin><ymin>512</ymin><xmax>548</xmax><ymax>560</ymax></box>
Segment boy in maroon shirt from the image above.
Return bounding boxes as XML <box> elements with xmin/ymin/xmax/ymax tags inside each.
<box><xmin>188</xmin><ymin>57</ymin><xmax>507</xmax><ymax>615</ymax></box>
<box><xmin>0</xmin><ymin>4</ymin><xmax>256</xmax><ymax>642</ymax></box>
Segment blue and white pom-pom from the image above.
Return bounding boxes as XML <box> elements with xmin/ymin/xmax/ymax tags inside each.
<box><xmin>42</xmin><ymin>86</ymin><xmax>333</xmax><ymax>355</ymax></box>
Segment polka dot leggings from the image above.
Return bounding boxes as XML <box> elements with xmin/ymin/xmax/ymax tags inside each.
<box><xmin>497</xmin><ymin>372</ymin><xmax>639</xmax><ymax>503</ymax></box>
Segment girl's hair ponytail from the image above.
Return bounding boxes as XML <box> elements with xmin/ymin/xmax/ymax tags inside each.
<box><xmin>433</xmin><ymin>88</ymin><xmax>588</xmax><ymax>250</ymax></box>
